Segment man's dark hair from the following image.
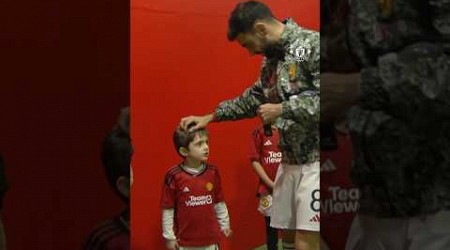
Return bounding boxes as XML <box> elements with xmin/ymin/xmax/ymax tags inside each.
<box><xmin>228</xmin><ymin>1</ymin><xmax>275</xmax><ymax>41</ymax></box>
<box><xmin>173</xmin><ymin>125</ymin><xmax>208</xmax><ymax>157</ymax></box>
<box><xmin>102</xmin><ymin>122</ymin><xmax>132</xmax><ymax>201</ymax></box>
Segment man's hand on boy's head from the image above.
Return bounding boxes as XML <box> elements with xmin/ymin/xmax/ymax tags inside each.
<box><xmin>165</xmin><ymin>239</ymin><xmax>178</xmax><ymax>250</ymax></box>
<box><xmin>222</xmin><ymin>228</ymin><xmax>233</xmax><ymax>238</ymax></box>
<box><xmin>180</xmin><ymin>114</ymin><xmax>214</xmax><ymax>132</ymax></box>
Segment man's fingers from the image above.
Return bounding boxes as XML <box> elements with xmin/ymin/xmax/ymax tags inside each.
<box><xmin>258</xmin><ymin>112</ymin><xmax>269</xmax><ymax>123</ymax></box>
<box><xmin>260</xmin><ymin>113</ymin><xmax>269</xmax><ymax>122</ymax></box>
<box><xmin>189</xmin><ymin>123</ymin><xmax>200</xmax><ymax>132</ymax></box>
<box><xmin>180</xmin><ymin>117</ymin><xmax>193</xmax><ymax>129</ymax></box>
<box><xmin>180</xmin><ymin>116</ymin><xmax>211</xmax><ymax>131</ymax></box>
<box><xmin>257</xmin><ymin>106</ymin><xmax>263</xmax><ymax>114</ymax></box>
<box><xmin>180</xmin><ymin>118</ymin><xmax>187</xmax><ymax>129</ymax></box>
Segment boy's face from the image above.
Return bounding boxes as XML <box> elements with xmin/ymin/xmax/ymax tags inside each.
<box><xmin>186</xmin><ymin>133</ymin><xmax>209</xmax><ymax>162</ymax></box>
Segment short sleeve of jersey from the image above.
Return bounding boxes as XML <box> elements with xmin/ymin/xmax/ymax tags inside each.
<box><xmin>160</xmin><ymin>170</ymin><xmax>177</xmax><ymax>209</ymax></box>
<box><xmin>212</xmin><ymin>167</ymin><xmax>225</xmax><ymax>203</ymax></box>
<box><xmin>249</xmin><ymin>128</ymin><xmax>262</xmax><ymax>163</ymax></box>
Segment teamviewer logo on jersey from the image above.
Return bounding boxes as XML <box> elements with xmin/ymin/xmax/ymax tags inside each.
<box><xmin>264</xmin><ymin>140</ymin><xmax>272</xmax><ymax>146</ymax></box>
<box><xmin>185</xmin><ymin>195</ymin><xmax>213</xmax><ymax>207</ymax></box>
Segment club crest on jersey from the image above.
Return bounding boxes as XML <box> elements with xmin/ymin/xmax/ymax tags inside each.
<box><xmin>206</xmin><ymin>182</ymin><xmax>214</xmax><ymax>191</ymax></box>
<box><xmin>260</xmin><ymin>196</ymin><xmax>271</xmax><ymax>209</ymax></box>
<box><xmin>288</xmin><ymin>39</ymin><xmax>311</xmax><ymax>62</ymax></box>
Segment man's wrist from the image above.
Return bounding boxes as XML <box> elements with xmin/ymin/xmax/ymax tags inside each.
<box><xmin>275</xmin><ymin>103</ymin><xmax>283</xmax><ymax>118</ymax></box>
<box><xmin>281</xmin><ymin>101</ymin><xmax>291</xmax><ymax>119</ymax></box>
<box><xmin>208</xmin><ymin>113</ymin><xmax>217</xmax><ymax>122</ymax></box>
<box><xmin>347</xmin><ymin>73</ymin><xmax>361</xmax><ymax>105</ymax></box>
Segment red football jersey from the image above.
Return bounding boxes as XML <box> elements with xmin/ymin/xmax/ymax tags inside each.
<box><xmin>320</xmin><ymin>130</ymin><xmax>359</xmax><ymax>250</ymax></box>
<box><xmin>83</xmin><ymin>211</ymin><xmax>130</xmax><ymax>250</ymax></box>
<box><xmin>249</xmin><ymin>126</ymin><xmax>282</xmax><ymax>196</ymax></box>
<box><xmin>161</xmin><ymin>163</ymin><xmax>224</xmax><ymax>247</ymax></box>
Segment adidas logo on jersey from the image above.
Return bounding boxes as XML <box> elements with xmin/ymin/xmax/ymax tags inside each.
<box><xmin>321</xmin><ymin>159</ymin><xmax>336</xmax><ymax>172</ymax></box>
<box><xmin>182</xmin><ymin>187</ymin><xmax>190</xmax><ymax>193</ymax></box>
<box><xmin>309</xmin><ymin>214</ymin><xmax>320</xmax><ymax>223</ymax></box>
<box><xmin>264</xmin><ymin>140</ymin><xmax>272</xmax><ymax>146</ymax></box>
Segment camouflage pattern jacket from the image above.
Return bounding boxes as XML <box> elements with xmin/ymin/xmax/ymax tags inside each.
<box><xmin>347</xmin><ymin>0</ymin><xmax>450</xmax><ymax>217</ymax></box>
<box><xmin>214</xmin><ymin>19</ymin><xmax>320</xmax><ymax>165</ymax></box>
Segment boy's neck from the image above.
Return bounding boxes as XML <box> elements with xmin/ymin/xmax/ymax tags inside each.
<box><xmin>184</xmin><ymin>158</ymin><xmax>203</xmax><ymax>169</ymax></box>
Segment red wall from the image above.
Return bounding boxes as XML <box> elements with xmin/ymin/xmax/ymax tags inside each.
<box><xmin>0</xmin><ymin>0</ymin><xmax>129</xmax><ymax>248</ymax></box>
<box><xmin>131</xmin><ymin>1</ymin><xmax>319</xmax><ymax>249</ymax></box>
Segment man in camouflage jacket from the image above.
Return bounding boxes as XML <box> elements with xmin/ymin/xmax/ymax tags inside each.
<box><xmin>322</xmin><ymin>0</ymin><xmax>450</xmax><ymax>249</ymax></box>
<box><xmin>180</xmin><ymin>1</ymin><xmax>319</xmax><ymax>249</ymax></box>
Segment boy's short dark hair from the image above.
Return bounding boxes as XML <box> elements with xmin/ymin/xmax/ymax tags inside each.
<box><xmin>102</xmin><ymin>126</ymin><xmax>132</xmax><ymax>201</ymax></box>
<box><xmin>173</xmin><ymin>125</ymin><xmax>208</xmax><ymax>157</ymax></box>
<box><xmin>228</xmin><ymin>1</ymin><xmax>275</xmax><ymax>41</ymax></box>
<box><xmin>117</xmin><ymin>107</ymin><xmax>130</xmax><ymax>136</ymax></box>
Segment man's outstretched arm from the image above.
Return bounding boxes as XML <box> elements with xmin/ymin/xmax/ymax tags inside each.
<box><xmin>180</xmin><ymin>81</ymin><xmax>265</xmax><ymax>131</ymax></box>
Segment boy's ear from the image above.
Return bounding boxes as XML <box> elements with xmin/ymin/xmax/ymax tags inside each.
<box><xmin>179</xmin><ymin>147</ymin><xmax>189</xmax><ymax>157</ymax></box>
<box><xmin>116</xmin><ymin>176</ymin><xmax>130</xmax><ymax>199</ymax></box>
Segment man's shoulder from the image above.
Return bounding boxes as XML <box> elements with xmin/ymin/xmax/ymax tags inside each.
<box><xmin>282</xmin><ymin>19</ymin><xmax>319</xmax><ymax>63</ymax></box>
<box><xmin>287</xmin><ymin>19</ymin><xmax>319</xmax><ymax>39</ymax></box>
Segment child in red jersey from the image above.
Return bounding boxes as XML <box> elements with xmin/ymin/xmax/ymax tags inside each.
<box><xmin>0</xmin><ymin>155</ymin><xmax>8</xmax><ymax>250</ymax></box>
<box><xmin>83</xmin><ymin>107</ymin><xmax>131</xmax><ymax>250</ymax></box>
<box><xmin>320</xmin><ymin>118</ymin><xmax>360</xmax><ymax>250</ymax></box>
<box><xmin>161</xmin><ymin>125</ymin><xmax>232</xmax><ymax>250</ymax></box>
<box><xmin>249</xmin><ymin>125</ymin><xmax>281</xmax><ymax>250</ymax></box>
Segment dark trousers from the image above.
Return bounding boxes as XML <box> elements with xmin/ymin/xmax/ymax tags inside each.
<box><xmin>265</xmin><ymin>216</ymin><xmax>279</xmax><ymax>250</ymax></box>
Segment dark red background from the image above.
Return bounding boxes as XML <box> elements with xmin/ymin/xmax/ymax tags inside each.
<box><xmin>0</xmin><ymin>0</ymin><xmax>129</xmax><ymax>248</ymax></box>
<box><xmin>131</xmin><ymin>0</ymin><xmax>319</xmax><ymax>249</ymax></box>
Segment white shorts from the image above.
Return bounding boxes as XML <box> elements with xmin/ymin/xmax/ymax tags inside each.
<box><xmin>345</xmin><ymin>215</ymin><xmax>362</xmax><ymax>250</ymax></box>
<box><xmin>178</xmin><ymin>245</ymin><xmax>218</xmax><ymax>250</ymax></box>
<box><xmin>270</xmin><ymin>162</ymin><xmax>320</xmax><ymax>232</ymax></box>
<box><xmin>353</xmin><ymin>211</ymin><xmax>450</xmax><ymax>250</ymax></box>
